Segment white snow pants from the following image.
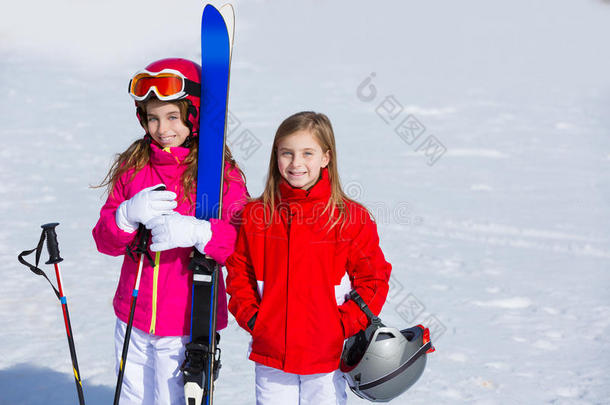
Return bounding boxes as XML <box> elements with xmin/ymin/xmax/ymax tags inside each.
<box><xmin>114</xmin><ymin>319</ymin><xmax>188</xmax><ymax>405</ymax></box>
<box><xmin>255</xmin><ymin>362</ymin><xmax>348</xmax><ymax>405</ymax></box>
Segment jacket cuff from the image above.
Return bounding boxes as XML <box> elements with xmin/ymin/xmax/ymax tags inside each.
<box><xmin>338</xmin><ymin>300</ymin><xmax>367</xmax><ymax>339</ymax></box>
<box><xmin>238</xmin><ymin>306</ymin><xmax>260</xmax><ymax>334</ymax></box>
<box><xmin>203</xmin><ymin>218</ymin><xmax>238</xmax><ymax>265</ymax></box>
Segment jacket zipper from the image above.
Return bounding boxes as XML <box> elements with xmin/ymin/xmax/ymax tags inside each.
<box><xmin>284</xmin><ymin>208</ymin><xmax>292</xmax><ymax>367</ymax></box>
<box><xmin>150</xmin><ymin>149</ymin><xmax>175</xmax><ymax>335</ymax></box>
<box><xmin>149</xmin><ymin>251</ymin><xmax>161</xmax><ymax>334</ymax></box>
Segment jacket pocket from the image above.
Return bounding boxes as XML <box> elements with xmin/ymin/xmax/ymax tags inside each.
<box><xmin>250</xmin><ymin>297</ymin><xmax>285</xmax><ymax>361</ymax></box>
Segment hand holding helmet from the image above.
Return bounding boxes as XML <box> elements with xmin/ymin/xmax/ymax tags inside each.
<box><xmin>340</xmin><ymin>291</ymin><xmax>435</xmax><ymax>403</ymax></box>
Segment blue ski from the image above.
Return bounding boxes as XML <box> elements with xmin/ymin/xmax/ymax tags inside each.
<box><xmin>182</xmin><ymin>4</ymin><xmax>234</xmax><ymax>405</ymax></box>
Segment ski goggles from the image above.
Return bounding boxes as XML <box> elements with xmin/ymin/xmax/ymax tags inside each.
<box><xmin>128</xmin><ymin>68</ymin><xmax>200</xmax><ymax>101</ymax></box>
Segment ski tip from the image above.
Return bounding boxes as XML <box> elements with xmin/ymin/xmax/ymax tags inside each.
<box><xmin>220</xmin><ymin>3</ymin><xmax>235</xmax><ymax>16</ymax></box>
<box><xmin>220</xmin><ymin>3</ymin><xmax>235</xmax><ymax>28</ymax></box>
<box><xmin>203</xmin><ymin>3</ymin><xmax>226</xmax><ymax>14</ymax></box>
<box><xmin>203</xmin><ymin>3</ymin><xmax>234</xmax><ymax>19</ymax></box>
<box><xmin>219</xmin><ymin>3</ymin><xmax>235</xmax><ymax>49</ymax></box>
<box><xmin>203</xmin><ymin>2</ymin><xmax>228</xmax><ymax>30</ymax></box>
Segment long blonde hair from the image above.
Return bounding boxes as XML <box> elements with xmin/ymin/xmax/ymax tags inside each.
<box><xmin>261</xmin><ymin>111</ymin><xmax>356</xmax><ymax>229</ymax></box>
<box><xmin>95</xmin><ymin>97</ymin><xmax>243</xmax><ymax>204</ymax></box>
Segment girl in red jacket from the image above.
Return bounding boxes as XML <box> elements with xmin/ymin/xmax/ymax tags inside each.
<box><xmin>92</xmin><ymin>58</ymin><xmax>248</xmax><ymax>405</ymax></box>
<box><xmin>226</xmin><ymin>111</ymin><xmax>391</xmax><ymax>405</ymax></box>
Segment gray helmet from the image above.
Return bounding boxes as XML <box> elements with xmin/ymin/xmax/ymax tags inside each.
<box><xmin>340</xmin><ymin>291</ymin><xmax>434</xmax><ymax>402</ymax></box>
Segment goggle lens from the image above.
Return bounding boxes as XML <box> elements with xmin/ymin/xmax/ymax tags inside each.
<box><xmin>131</xmin><ymin>73</ymin><xmax>184</xmax><ymax>98</ymax></box>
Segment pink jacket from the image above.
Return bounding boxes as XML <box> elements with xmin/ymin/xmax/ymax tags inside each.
<box><xmin>92</xmin><ymin>142</ymin><xmax>248</xmax><ymax>336</ymax></box>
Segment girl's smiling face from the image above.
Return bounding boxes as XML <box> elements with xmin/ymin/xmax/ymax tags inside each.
<box><xmin>277</xmin><ymin>130</ymin><xmax>330</xmax><ymax>190</ymax></box>
<box><xmin>144</xmin><ymin>99</ymin><xmax>190</xmax><ymax>148</ymax></box>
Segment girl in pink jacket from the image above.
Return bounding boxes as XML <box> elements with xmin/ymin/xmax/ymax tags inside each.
<box><xmin>92</xmin><ymin>58</ymin><xmax>248</xmax><ymax>405</ymax></box>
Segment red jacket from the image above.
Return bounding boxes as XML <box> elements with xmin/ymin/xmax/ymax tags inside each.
<box><xmin>226</xmin><ymin>169</ymin><xmax>391</xmax><ymax>374</ymax></box>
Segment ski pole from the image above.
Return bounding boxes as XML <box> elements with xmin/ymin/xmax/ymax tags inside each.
<box><xmin>113</xmin><ymin>223</ymin><xmax>152</xmax><ymax>405</ymax></box>
<box><xmin>44</xmin><ymin>223</ymin><xmax>87</xmax><ymax>405</ymax></box>
<box><xmin>113</xmin><ymin>185</ymin><xmax>163</xmax><ymax>405</ymax></box>
<box><xmin>17</xmin><ymin>223</ymin><xmax>86</xmax><ymax>405</ymax></box>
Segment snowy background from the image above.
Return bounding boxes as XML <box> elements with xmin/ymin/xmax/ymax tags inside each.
<box><xmin>2</xmin><ymin>0</ymin><xmax>610</xmax><ymax>403</ymax></box>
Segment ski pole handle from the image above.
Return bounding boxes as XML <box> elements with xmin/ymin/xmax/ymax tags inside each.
<box><xmin>42</xmin><ymin>222</ymin><xmax>63</xmax><ymax>265</ymax></box>
<box><xmin>138</xmin><ymin>184</ymin><xmax>166</xmax><ymax>249</ymax></box>
<box><xmin>134</xmin><ymin>224</ymin><xmax>150</xmax><ymax>252</ymax></box>
<box><xmin>131</xmin><ymin>185</ymin><xmax>166</xmax><ymax>260</ymax></box>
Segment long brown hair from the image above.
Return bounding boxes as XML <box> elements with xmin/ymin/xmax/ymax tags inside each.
<box><xmin>94</xmin><ymin>97</ymin><xmax>243</xmax><ymax>203</ymax></box>
<box><xmin>261</xmin><ymin>111</ymin><xmax>358</xmax><ymax>229</ymax></box>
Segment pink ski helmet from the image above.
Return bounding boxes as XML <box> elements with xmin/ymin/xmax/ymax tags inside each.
<box><xmin>128</xmin><ymin>58</ymin><xmax>202</xmax><ymax>136</ymax></box>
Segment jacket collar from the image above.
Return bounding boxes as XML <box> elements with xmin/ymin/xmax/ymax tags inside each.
<box><xmin>278</xmin><ymin>168</ymin><xmax>331</xmax><ymax>204</ymax></box>
<box><xmin>149</xmin><ymin>141</ymin><xmax>190</xmax><ymax>166</ymax></box>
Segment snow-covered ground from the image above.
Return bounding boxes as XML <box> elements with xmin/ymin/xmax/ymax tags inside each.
<box><xmin>2</xmin><ymin>0</ymin><xmax>610</xmax><ymax>403</ymax></box>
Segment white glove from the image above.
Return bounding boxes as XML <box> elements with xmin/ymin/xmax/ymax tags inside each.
<box><xmin>146</xmin><ymin>213</ymin><xmax>212</xmax><ymax>253</ymax></box>
<box><xmin>115</xmin><ymin>184</ymin><xmax>178</xmax><ymax>233</ymax></box>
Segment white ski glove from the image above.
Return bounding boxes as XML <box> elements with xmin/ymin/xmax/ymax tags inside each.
<box><xmin>146</xmin><ymin>213</ymin><xmax>212</xmax><ymax>253</ymax></box>
<box><xmin>115</xmin><ymin>184</ymin><xmax>178</xmax><ymax>233</ymax></box>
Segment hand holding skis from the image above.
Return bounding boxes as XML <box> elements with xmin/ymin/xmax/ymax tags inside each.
<box><xmin>147</xmin><ymin>213</ymin><xmax>212</xmax><ymax>253</ymax></box>
<box><xmin>115</xmin><ymin>183</ymin><xmax>177</xmax><ymax>233</ymax></box>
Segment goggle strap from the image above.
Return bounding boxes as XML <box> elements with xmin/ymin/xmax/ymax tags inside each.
<box><xmin>184</xmin><ymin>79</ymin><xmax>201</xmax><ymax>98</ymax></box>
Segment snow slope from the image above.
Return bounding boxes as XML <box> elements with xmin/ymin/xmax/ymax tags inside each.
<box><xmin>1</xmin><ymin>0</ymin><xmax>610</xmax><ymax>404</ymax></box>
